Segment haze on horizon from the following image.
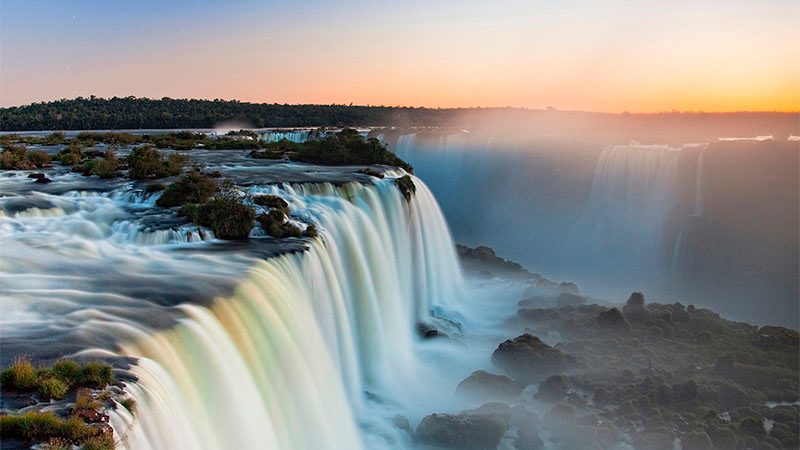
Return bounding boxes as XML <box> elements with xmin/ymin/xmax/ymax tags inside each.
<box><xmin>1</xmin><ymin>0</ymin><xmax>798</xmax><ymax>113</ymax></box>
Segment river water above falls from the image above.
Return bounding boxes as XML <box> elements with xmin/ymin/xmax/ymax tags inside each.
<box><xmin>0</xmin><ymin>148</ymin><xmax>535</xmax><ymax>449</ymax></box>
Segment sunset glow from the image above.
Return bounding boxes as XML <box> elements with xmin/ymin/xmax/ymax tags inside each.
<box><xmin>2</xmin><ymin>0</ymin><xmax>798</xmax><ymax>112</ymax></box>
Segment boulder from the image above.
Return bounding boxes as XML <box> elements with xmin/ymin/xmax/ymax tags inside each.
<box><xmin>456</xmin><ymin>370</ymin><xmax>523</xmax><ymax>401</ymax></box>
<box><xmin>491</xmin><ymin>334</ymin><xmax>576</xmax><ymax>383</ymax></box>
<box><xmin>515</xmin><ymin>425</ymin><xmax>544</xmax><ymax>450</ymax></box>
<box><xmin>682</xmin><ymin>431</ymin><xmax>713</xmax><ymax>450</ymax></box>
<box><xmin>416</xmin><ymin>413</ymin><xmax>507</xmax><ymax>450</ymax></box>
<box><xmin>623</xmin><ymin>292</ymin><xmax>650</xmax><ymax>322</ymax></box>
<box><xmin>596</xmin><ymin>308</ymin><xmax>630</xmax><ymax>331</ymax></box>
<box><xmin>27</xmin><ymin>173</ymin><xmax>52</xmax><ymax>184</ymax></box>
<box><xmin>462</xmin><ymin>402</ymin><xmax>514</xmax><ymax>425</ymax></box>
<box><xmin>555</xmin><ymin>293</ymin><xmax>587</xmax><ymax>308</ymax></box>
<box><xmin>535</xmin><ymin>375</ymin><xmax>569</xmax><ymax>402</ymax></box>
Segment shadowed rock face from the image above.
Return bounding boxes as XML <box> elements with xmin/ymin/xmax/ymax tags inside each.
<box><xmin>456</xmin><ymin>370</ymin><xmax>523</xmax><ymax>402</ymax></box>
<box><xmin>415</xmin><ymin>413</ymin><xmax>508</xmax><ymax>450</ymax></box>
<box><xmin>491</xmin><ymin>333</ymin><xmax>576</xmax><ymax>384</ymax></box>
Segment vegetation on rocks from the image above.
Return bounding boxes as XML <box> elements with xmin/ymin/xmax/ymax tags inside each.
<box><xmin>250</xmin><ymin>128</ymin><xmax>413</xmax><ymax>172</ymax></box>
<box><xmin>0</xmin><ymin>357</ymin><xmax>114</xmax><ymax>399</ymax></box>
<box><xmin>127</xmin><ymin>146</ymin><xmax>186</xmax><ymax>179</ymax></box>
<box><xmin>156</xmin><ymin>170</ymin><xmax>219</xmax><ymax>207</ymax></box>
<box><xmin>0</xmin><ymin>144</ymin><xmax>51</xmax><ymax>170</ymax></box>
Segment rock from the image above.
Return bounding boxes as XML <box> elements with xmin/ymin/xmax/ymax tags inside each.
<box><xmin>753</xmin><ymin>326</ymin><xmax>800</xmax><ymax>350</ymax></box>
<box><xmin>491</xmin><ymin>334</ymin><xmax>576</xmax><ymax>383</ymax></box>
<box><xmin>392</xmin><ymin>415</ymin><xmax>413</xmax><ymax>434</ymax></box>
<box><xmin>555</xmin><ymin>293</ymin><xmax>587</xmax><ymax>308</ymax></box>
<box><xmin>544</xmin><ymin>403</ymin><xmax>577</xmax><ymax>424</ymax></box>
<box><xmin>682</xmin><ymin>431</ymin><xmax>713</xmax><ymax>450</ymax></box>
<box><xmin>416</xmin><ymin>322</ymin><xmax>446</xmax><ymax>339</ymax></box>
<box><xmin>28</xmin><ymin>173</ymin><xmax>52</xmax><ymax>183</ymax></box>
<box><xmin>535</xmin><ymin>375</ymin><xmax>569</xmax><ymax>402</ymax></box>
<box><xmin>739</xmin><ymin>417</ymin><xmax>764</xmax><ymax>437</ymax></box>
<box><xmin>623</xmin><ymin>292</ymin><xmax>650</xmax><ymax>322</ymax></box>
<box><xmin>416</xmin><ymin>413</ymin><xmax>507</xmax><ymax>450</ymax></box>
<box><xmin>462</xmin><ymin>402</ymin><xmax>514</xmax><ymax>425</ymax></box>
<box><xmin>71</xmin><ymin>407</ymin><xmax>110</xmax><ymax>423</ymax></box>
<box><xmin>515</xmin><ymin>425</ymin><xmax>544</xmax><ymax>450</ymax></box>
<box><xmin>596</xmin><ymin>308</ymin><xmax>630</xmax><ymax>331</ymax></box>
<box><xmin>558</xmin><ymin>282</ymin><xmax>580</xmax><ymax>295</ymax></box>
<box><xmin>456</xmin><ymin>370</ymin><xmax>523</xmax><ymax>401</ymax></box>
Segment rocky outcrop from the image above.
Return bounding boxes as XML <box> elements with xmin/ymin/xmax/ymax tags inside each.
<box><xmin>491</xmin><ymin>334</ymin><xmax>575</xmax><ymax>383</ymax></box>
<box><xmin>456</xmin><ymin>370</ymin><xmax>523</xmax><ymax>401</ymax></box>
<box><xmin>416</xmin><ymin>413</ymin><xmax>508</xmax><ymax>450</ymax></box>
<box><xmin>596</xmin><ymin>308</ymin><xmax>630</xmax><ymax>331</ymax></box>
<box><xmin>534</xmin><ymin>375</ymin><xmax>568</xmax><ymax>402</ymax></box>
<box><xmin>622</xmin><ymin>292</ymin><xmax>649</xmax><ymax>322</ymax></box>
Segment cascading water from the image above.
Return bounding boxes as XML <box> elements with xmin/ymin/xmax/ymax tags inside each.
<box><xmin>568</xmin><ymin>144</ymin><xmax>683</xmax><ymax>284</ymax></box>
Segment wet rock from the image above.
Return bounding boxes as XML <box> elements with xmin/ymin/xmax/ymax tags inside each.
<box><xmin>416</xmin><ymin>322</ymin><xmax>445</xmax><ymax>339</ymax></box>
<box><xmin>535</xmin><ymin>375</ymin><xmax>569</xmax><ymax>402</ymax></box>
<box><xmin>623</xmin><ymin>292</ymin><xmax>650</xmax><ymax>322</ymax></box>
<box><xmin>515</xmin><ymin>425</ymin><xmax>544</xmax><ymax>450</ymax></box>
<box><xmin>456</xmin><ymin>370</ymin><xmax>523</xmax><ymax>401</ymax></box>
<box><xmin>491</xmin><ymin>334</ymin><xmax>576</xmax><ymax>383</ymax></box>
<box><xmin>558</xmin><ymin>282</ymin><xmax>580</xmax><ymax>295</ymax></box>
<box><xmin>71</xmin><ymin>407</ymin><xmax>110</xmax><ymax>423</ymax></box>
<box><xmin>739</xmin><ymin>417</ymin><xmax>765</xmax><ymax>437</ymax></box>
<box><xmin>555</xmin><ymin>293</ymin><xmax>586</xmax><ymax>308</ymax></box>
<box><xmin>462</xmin><ymin>402</ymin><xmax>514</xmax><ymax>425</ymax></box>
<box><xmin>28</xmin><ymin>172</ymin><xmax>52</xmax><ymax>184</ymax></box>
<box><xmin>392</xmin><ymin>415</ymin><xmax>413</xmax><ymax>434</ymax></box>
<box><xmin>596</xmin><ymin>308</ymin><xmax>630</xmax><ymax>331</ymax></box>
<box><xmin>416</xmin><ymin>413</ymin><xmax>508</xmax><ymax>450</ymax></box>
<box><xmin>544</xmin><ymin>403</ymin><xmax>577</xmax><ymax>424</ymax></box>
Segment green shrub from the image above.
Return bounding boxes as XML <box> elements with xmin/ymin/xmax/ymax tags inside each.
<box><xmin>75</xmin><ymin>387</ymin><xmax>100</xmax><ymax>410</ymax></box>
<box><xmin>156</xmin><ymin>171</ymin><xmax>219</xmax><ymax>207</ymax></box>
<box><xmin>38</xmin><ymin>377</ymin><xmax>68</xmax><ymax>399</ymax></box>
<box><xmin>194</xmin><ymin>198</ymin><xmax>255</xmax><ymax>240</ymax></box>
<box><xmin>27</xmin><ymin>150</ymin><xmax>52</xmax><ymax>167</ymax></box>
<box><xmin>56</xmin><ymin>144</ymin><xmax>83</xmax><ymax>165</ymax></box>
<box><xmin>91</xmin><ymin>152</ymin><xmax>120</xmax><ymax>179</ymax></box>
<box><xmin>0</xmin><ymin>412</ymin><xmax>101</xmax><ymax>444</ymax></box>
<box><xmin>128</xmin><ymin>146</ymin><xmax>186</xmax><ymax>179</ymax></box>
<box><xmin>0</xmin><ymin>144</ymin><xmax>34</xmax><ymax>170</ymax></box>
<box><xmin>51</xmin><ymin>359</ymin><xmax>81</xmax><ymax>383</ymax></box>
<box><xmin>0</xmin><ymin>356</ymin><xmax>38</xmax><ymax>390</ymax></box>
<box><xmin>79</xmin><ymin>362</ymin><xmax>114</xmax><ymax>387</ymax></box>
<box><xmin>82</xmin><ymin>434</ymin><xmax>116</xmax><ymax>450</ymax></box>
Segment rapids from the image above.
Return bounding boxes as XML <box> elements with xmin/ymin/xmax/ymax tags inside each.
<box><xmin>0</xmin><ymin>150</ymin><xmax>491</xmax><ymax>449</ymax></box>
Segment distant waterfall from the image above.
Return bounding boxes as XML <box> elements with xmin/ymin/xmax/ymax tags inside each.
<box><xmin>394</xmin><ymin>133</ymin><xmax>417</xmax><ymax>160</ymax></box>
<box><xmin>109</xmin><ymin>176</ymin><xmax>463</xmax><ymax>450</ymax></box>
<box><xmin>569</xmin><ymin>144</ymin><xmax>682</xmax><ymax>281</ymax></box>
<box><xmin>260</xmin><ymin>130</ymin><xmax>310</xmax><ymax>143</ymax></box>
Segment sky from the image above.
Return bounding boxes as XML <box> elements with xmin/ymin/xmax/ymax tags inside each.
<box><xmin>1</xmin><ymin>0</ymin><xmax>798</xmax><ymax>112</ymax></box>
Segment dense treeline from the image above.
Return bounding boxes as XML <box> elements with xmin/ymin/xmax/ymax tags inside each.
<box><xmin>0</xmin><ymin>96</ymin><xmax>459</xmax><ymax>131</ymax></box>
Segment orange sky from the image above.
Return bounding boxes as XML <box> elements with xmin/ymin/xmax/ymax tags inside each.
<box><xmin>1</xmin><ymin>0</ymin><xmax>798</xmax><ymax>112</ymax></box>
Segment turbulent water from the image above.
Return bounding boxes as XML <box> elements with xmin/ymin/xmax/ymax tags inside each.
<box><xmin>0</xmin><ymin>149</ymin><xmax>513</xmax><ymax>449</ymax></box>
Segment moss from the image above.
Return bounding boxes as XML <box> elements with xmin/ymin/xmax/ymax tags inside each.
<box><xmin>0</xmin><ymin>412</ymin><xmax>107</xmax><ymax>447</ymax></box>
<box><xmin>256</xmin><ymin>209</ymin><xmax>302</xmax><ymax>238</ymax></box>
<box><xmin>253</xmin><ymin>195</ymin><xmax>289</xmax><ymax>211</ymax></box>
<box><xmin>156</xmin><ymin>171</ymin><xmax>218</xmax><ymax>207</ymax></box>
<box><xmin>1</xmin><ymin>357</ymin><xmax>39</xmax><ymax>390</ymax></box>
<box><xmin>79</xmin><ymin>362</ymin><xmax>114</xmax><ymax>388</ymax></box>
<box><xmin>127</xmin><ymin>146</ymin><xmax>186</xmax><ymax>179</ymax></box>
<box><xmin>38</xmin><ymin>377</ymin><xmax>68</xmax><ymax>399</ymax></box>
<box><xmin>396</xmin><ymin>175</ymin><xmax>416</xmax><ymax>201</ymax></box>
<box><xmin>120</xmin><ymin>397</ymin><xmax>137</xmax><ymax>416</ymax></box>
<box><xmin>193</xmin><ymin>198</ymin><xmax>255</xmax><ymax>240</ymax></box>
<box><xmin>51</xmin><ymin>359</ymin><xmax>82</xmax><ymax>383</ymax></box>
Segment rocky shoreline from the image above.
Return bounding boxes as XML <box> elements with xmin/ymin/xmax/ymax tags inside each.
<box><xmin>409</xmin><ymin>246</ymin><xmax>799</xmax><ymax>450</ymax></box>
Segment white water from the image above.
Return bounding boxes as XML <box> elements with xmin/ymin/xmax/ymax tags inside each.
<box><xmin>85</xmin><ymin>175</ymin><xmax>465</xmax><ymax>450</ymax></box>
<box><xmin>566</xmin><ymin>144</ymin><xmax>684</xmax><ymax>283</ymax></box>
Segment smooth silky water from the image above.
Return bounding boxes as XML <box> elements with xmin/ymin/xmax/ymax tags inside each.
<box><xmin>1</xmin><ymin>149</ymin><xmax>528</xmax><ymax>450</ymax></box>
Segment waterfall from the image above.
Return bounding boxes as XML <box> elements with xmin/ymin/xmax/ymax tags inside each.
<box><xmin>260</xmin><ymin>130</ymin><xmax>311</xmax><ymax>143</ymax></box>
<box><xmin>105</xmin><ymin>175</ymin><xmax>463</xmax><ymax>450</ymax></box>
<box><xmin>569</xmin><ymin>144</ymin><xmax>682</xmax><ymax>281</ymax></box>
<box><xmin>394</xmin><ymin>133</ymin><xmax>417</xmax><ymax>160</ymax></box>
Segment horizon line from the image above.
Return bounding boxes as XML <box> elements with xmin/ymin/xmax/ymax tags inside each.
<box><xmin>2</xmin><ymin>96</ymin><xmax>798</xmax><ymax>115</ymax></box>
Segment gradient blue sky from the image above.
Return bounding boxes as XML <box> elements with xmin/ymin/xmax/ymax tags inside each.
<box><xmin>2</xmin><ymin>0</ymin><xmax>798</xmax><ymax>111</ymax></box>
